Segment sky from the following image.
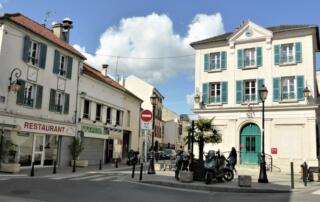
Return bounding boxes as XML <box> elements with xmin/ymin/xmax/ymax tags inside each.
<box><xmin>1</xmin><ymin>0</ymin><xmax>320</xmax><ymax>115</ymax></box>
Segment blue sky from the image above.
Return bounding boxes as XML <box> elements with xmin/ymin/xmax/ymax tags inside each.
<box><xmin>1</xmin><ymin>0</ymin><xmax>320</xmax><ymax>115</ymax></box>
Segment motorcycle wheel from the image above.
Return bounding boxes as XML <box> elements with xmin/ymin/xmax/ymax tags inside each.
<box><xmin>205</xmin><ymin>172</ymin><xmax>212</xmax><ymax>185</ymax></box>
<box><xmin>223</xmin><ymin>170</ymin><xmax>234</xmax><ymax>182</ymax></box>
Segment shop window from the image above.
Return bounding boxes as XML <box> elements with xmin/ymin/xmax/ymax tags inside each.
<box><xmin>44</xmin><ymin>135</ymin><xmax>59</xmax><ymax>166</ymax></box>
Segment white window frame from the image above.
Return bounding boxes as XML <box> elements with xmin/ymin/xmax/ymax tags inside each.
<box><xmin>244</xmin><ymin>48</ymin><xmax>256</xmax><ymax>67</ymax></box>
<box><xmin>243</xmin><ymin>80</ymin><xmax>256</xmax><ymax>102</ymax></box>
<box><xmin>28</xmin><ymin>40</ymin><xmax>40</xmax><ymax>67</ymax></box>
<box><xmin>54</xmin><ymin>91</ymin><xmax>65</xmax><ymax>112</ymax></box>
<box><xmin>281</xmin><ymin>77</ymin><xmax>296</xmax><ymax>100</ymax></box>
<box><xmin>280</xmin><ymin>43</ymin><xmax>295</xmax><ymax>64</ymax></box>
<box><xmin>209</xmin><ymin>82</ymin><xmax>221</xmax><ymax>103</ymax></box>
<box><xmin>23</xmin><ymin>82</ymin><xmax>36</xmax><ymax>107</ymax></box>
<box><xmin>209</xmin><ymin>52</ymin><xmax>221</xmax><ymax>70</ymax></box>
<box><xmin>116</xmin><ymin>110</ymin><xmax>123</xmax><ymax>126</ymax></box>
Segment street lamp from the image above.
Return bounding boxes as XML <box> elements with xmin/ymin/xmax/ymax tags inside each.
<box><xmin>303</xmin><ymin>86</ymin><xmax>311</xmax><ymax>98</ymax></box>
<box><xmin>258</xmin><ymin>85</ymin><xmax>268</xmax><ymax>183</ymax></box>
<box><xmin>148</xmin><ymin>92</ymin><xmax>158</xmax><ymax>174</ymax></box>
<box><xmin>8</xmin><ymin>68</ymin><xmax>22</xmax><ymax>93</ymax></box>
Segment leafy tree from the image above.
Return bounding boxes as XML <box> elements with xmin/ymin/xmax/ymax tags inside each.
<box><xmin>69</xmin><ymin>138</ymin><xmax>84</xmax><ymax>160</ymax></box>
<box><xmin>185</xmin><ymin>118</ymin><xmax>222</xmax><ymax>162</ymax></box>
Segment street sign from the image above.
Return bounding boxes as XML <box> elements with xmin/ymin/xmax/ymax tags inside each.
<box><xmin>141</xmin><ymin>110</ymin><xmax>152</xmax><ymax>122</ymax></box>
<box><xmin>141</xmin><ymin>110</ymin><xmax>152</xmax><ymax>130</ymax></box>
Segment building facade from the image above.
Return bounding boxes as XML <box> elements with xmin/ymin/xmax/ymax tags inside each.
<box><xmin>78</xmin><ymin>64</ymin><xmax>142</xmax><ymax>165</ymax></box>
<box><xmin>0</xmin><ymin>13</ymin><xmax>86</xmax><ymax>169</ymax></box>
<box><xmin>162</xmin><ymin>107</ymin><xmax>180</xmax><ymax>149</ymax></box>
<box><xmin>124</xmin><ymin>75</ymin><xmax>164</xmax><ymax>154</ymax></box>
<box><xmin>191</xmin><ymin>21</ymin><xmax>320</xmax><ymax>172</ymax></box>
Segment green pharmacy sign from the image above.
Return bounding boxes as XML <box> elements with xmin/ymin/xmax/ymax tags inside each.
<box><xmin>81</xmin><ymin>125</ymin><xmax>103</xmax><ymax>135</ymax></box>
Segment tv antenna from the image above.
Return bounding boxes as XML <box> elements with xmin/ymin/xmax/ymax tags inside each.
<box><xmin>43</xmin><ymin>11</ymin><xmax>54</xmax><ymax>27</ymax></box>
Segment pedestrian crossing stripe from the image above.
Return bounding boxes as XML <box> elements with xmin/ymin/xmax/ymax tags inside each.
<box><xmin>90</xmin><ymin>176</ymin><xmax>117</xmax><ymax>181</ymax></box>
<box><xmin>312</xmin><ymin>189</ymin><xmax>320</xmax><ymax>195</ymax></box>
<box><xmin>70</xmin><ymin>174</ymin><xmax>105</xmax><ymax>181</ymax></box>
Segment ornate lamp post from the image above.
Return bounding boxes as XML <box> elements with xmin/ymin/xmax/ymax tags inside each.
<box><xmin>303</xmin><ymin>86</ymin><xmax>311</xmax><ymax>99</ymax></box>
<box><xmin>148</xmin><ymin>93</ymin><xmax>158</xmax><ymax>174</ymax></box>
<box><xmin>258</xmin><ymin>84</ymin><xmax>268</xmax><ymax>183</ymax></box>
<box><xmin>8</xmin><ymin>68</ymin><xmax>22</xmax><ymax>93</ymax></box>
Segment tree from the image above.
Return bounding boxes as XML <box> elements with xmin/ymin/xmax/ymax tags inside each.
<box><xmin>69</xmin><ymin>138</ymin><xmax>84</xmax><ymax>160</ymax></box>
<box><xmin>185</xmin><ymin>118</ymin><xmax>222</xmax><ymax>162</ymax></box>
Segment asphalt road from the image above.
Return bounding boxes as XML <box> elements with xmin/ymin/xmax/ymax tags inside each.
<box><xmin>0</xmin><ymin>174</ymin><xmax>319</xmax><ymax>202</ymax></box>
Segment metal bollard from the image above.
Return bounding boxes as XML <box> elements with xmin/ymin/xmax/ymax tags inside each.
<box><xmin>132</xmin><ymin>164</ymin><xmax>136</xmax><ymax>179</ymax></box>
<box><xmin>99</xmin><ymin>160</ymin><xmax>102</xmax><ymax>170</ymax></box>
<box><xmin>303</xmin><ymin>162</ymin><xmax>308</xmax><ymax>187</ymax></box>
<box><xmin>53</xmin><ymin>161</ymin><xmax>57</xmax><ymax>174</ymax></box>
<box><xmin>115</xmin><ymin>159</ymin><xmax>118</xmax><ymax>168</ymax></box>
<box><xmin>139</xmin><ymin>163</ymin><xmax>143</xmax><ymax>181</ymax></box>
<box><xmin>30</xmin><ymin>162</ymin><xmax>35</xmax><ymax>177</ymax></box>
<box><xmin>290</xmin><ymin>162</ymin><xmax>294</xmax><ymax>189</ymax></box>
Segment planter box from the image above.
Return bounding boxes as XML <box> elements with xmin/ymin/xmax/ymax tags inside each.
<box><xmin>154</xmin><ymin>163</ymin><xmax>164</xmax><ymax>171</ymax></box>
<box><xmin>180</xmin><ymin>171</ymin><xmax>194</xmax><ymax>183</ymax></box>
<box><xmin>0</xmin><ymin>163</ymin><xmax>21</xmax><ymax>173</ymax></box>
<box><xmin>238</xmin><ymin>175</ymin><xmax>252</xmax><ymax>187</ymax></box>
<box><xmin>71</xmin><ymin>160</ymin><xmax>88</xmax><ymax>167</ymax></box>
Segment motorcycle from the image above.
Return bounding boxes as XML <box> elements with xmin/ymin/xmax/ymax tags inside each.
<box><xmin>126</xmin><ymin>150</ymin><xmax>139</xmax><ymax>166</ymax></box>
<box><xmin>175</xmin><ymin>150</ymin><xmax>190</xmax><ymax>180</ymax></box>
<box><xmin>204</xmin><ymin>150</ymin><xmax>234</xmax><ymax>184</ymax></box>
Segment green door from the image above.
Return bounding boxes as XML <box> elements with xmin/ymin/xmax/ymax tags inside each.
<box><xmin>240</xmin><ymin>123</ymin><xmax>261</xmax><ymax>164</ymax></box>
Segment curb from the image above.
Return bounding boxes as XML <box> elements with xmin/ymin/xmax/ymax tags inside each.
<box><xmin>141</xmin><ymin>180</ymin><xmax>292</xmax><ymax>193</ymax></box>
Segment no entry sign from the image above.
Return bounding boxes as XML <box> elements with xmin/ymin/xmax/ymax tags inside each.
<box><xmin>141</xmin><ymin>110</ymin><xmax>152</xmax><ymax>122</ymax></box>
<box><xmin>141</xmin><ymin>110</ymin><xmax>152</xmax><ymax>130</ymax></box>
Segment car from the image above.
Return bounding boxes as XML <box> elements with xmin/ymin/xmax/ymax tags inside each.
<box><xmin>160</xmin><ymin>149</ymin><xmax>176</xmax><ymax>160</ymax></box>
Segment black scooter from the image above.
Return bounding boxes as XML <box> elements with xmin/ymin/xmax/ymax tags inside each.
<box><xmin>204</xmin><ymin>150</ymin><xmax>234</xmax><ymax>184</ymax></box>
<box><xmin>175</xmin><ymin>151</ymin><xmax>190</xmax><ymax>180</ymax></box>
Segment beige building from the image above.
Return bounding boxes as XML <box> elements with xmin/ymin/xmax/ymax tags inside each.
<box><xmin>125</xmin><ymin>75</ymin><xmax>164</xmax><ymax>153</ymax></box>
<box><xmin>162</xmin><ymin>107</ymin><xmax>180</xmax><ymax>149</ymax></box>
<box><xmin>78</xmin><ymin>64</ymin><xmax>142</xmax><ymax>164</ymax></box>
<box><xmin>191</xmin><ymin>21</ymin><xmax>320</xmax><ymax>172</ymax></box>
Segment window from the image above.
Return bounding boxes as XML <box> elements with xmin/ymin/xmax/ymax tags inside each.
<box><xmin>280</xmin><ymin>43</ymin><xmax>294</xmax><ymax>64</ymax></box>
<box><xmin>54</xmin><ymin>92</ymin><xmax>64</xmax><ymax>112</ymax></box>
<box><xmin>209</xmin><ymin>52</ymin><xmax>220</xmax><ymax>70</ymax></box>
<box><xmin>116</xmin><ymin>110</ymin><xmax>122</xmax><ymax>126</ymax></box>
<box><xmin>28</xmin><ymin>41</ymin><xmax>40</xmax><ymax>66</ymax></box>
<box><xmin>96</xmin><ymin>104</ymin><xmax>102</xmax><ymax>121</ymax></box>
<box><xmin>59</xmin><ymin>55</ymin><xmax>67</xmax><ymax>77</ymax></box>
<box><xmin>244</xmin><ymin>48</ymin><xmax>256</xmax><ymax>67</ymax></box>
<box><xmin>244</xmin><ymin>80</ymin><xmax>256</xmax><ymax>102</ymax></box>
<box><xmin>127</xmin><ymin>110</ymin><xmax>130</xmax><ymax>127</ymax></box>
<box><xmin>83</xmin><ymin>100</ymin><xmax>90</xmax><ymax>119</ymax></box>
<box><xmin>281</xmin><ymin>77</ymin><xmax>295</xmax><ymax>100</ymax></box>
<box><xmin>209</xmin><ymin>83</ymin><xmax>221</xmax><ymax>103</ymax></box>
<box><xmin>23</xmin><ymin>83</ymin><xmax>35</xmax><ymax>107</ymax></box>
<box><xmin>106</xmin><ymin>107</ymin><xmax>111</xmax><ymax>124</ymax></box>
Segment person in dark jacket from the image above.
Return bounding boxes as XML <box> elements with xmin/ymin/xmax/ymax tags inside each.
<box><xmin>227</xmin><ymin>147</ymin><xmax>237</xmax><ymax>173</ymax></box>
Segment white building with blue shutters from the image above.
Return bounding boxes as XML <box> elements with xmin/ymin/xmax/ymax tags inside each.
<box><xmin>191</xmin><ymin>21</ymin><xmax>320</xmax><ymax>172</ymax></box>
<box><xmin>0</xmin><ymin>13</ymin><xmax>86</xmax><ymax>171</ymax></box>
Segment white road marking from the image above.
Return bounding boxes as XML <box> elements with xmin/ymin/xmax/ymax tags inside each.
<box><xmin>312</xmin><ymin>189</ymin><xmax>320</xmax><ymax>195</ymax></box>
<box><xmin>69</xmin><ymin>174</ymin><xmax>105</xmax><ymax>181</ymax></box>
<box><xmin>49</xmin><ymin>173</ymin><xmax>88</xmax><ymax>180</ymax></box>
<box><xmin>90</xmin><ymin>176</ymin><xmax>116</xmax><ymax>181</ymax></box>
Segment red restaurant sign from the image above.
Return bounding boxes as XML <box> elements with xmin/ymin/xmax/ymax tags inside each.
<box><xmin>20</xmin><ymin>120</ymin><xmax>75</xmax><ymax>136</ymax></box>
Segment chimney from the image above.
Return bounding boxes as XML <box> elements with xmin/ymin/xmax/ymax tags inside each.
<box><xmin>119</xmin><ymin>76</ymin><xmax>126</xmax><ymax>87</ymax></box>
<box><xmin>101</xmin><ymin>64</ymin><xmax>109</xmax><ymax>76</ymax></box>
<box><xmin>52</xmin><ymin>18</ymin><xmax>73</xmax><ymax>43</ymax></box>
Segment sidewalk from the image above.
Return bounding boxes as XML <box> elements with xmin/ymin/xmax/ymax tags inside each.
<box><xmin>0</xmin><ymin>163</ymin><xmax>131</xmax><ymax>177</ymax></box>
<box><xmin>129</xmin><ymin>167</ymin><xmax>320</xmax><ymax>194</ymax></box>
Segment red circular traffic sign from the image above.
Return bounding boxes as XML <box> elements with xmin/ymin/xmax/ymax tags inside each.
<box><xmin>141</xmin><ymin>110</ymin><xmax>152</xmax><ymax>122</ymax></box>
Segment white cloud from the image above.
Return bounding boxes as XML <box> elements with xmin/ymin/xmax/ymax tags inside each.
<box><xmin>186</xmin><ymin>93</ymin><xmax>195</xmax><ymax>107</ymax></box>
<box><xmin>74</xmin><ymin>12</ymin><xmax>225</xmax><ymax>84</ymax></box>
<box><xmin>0</xmin><ymin>3</ymin><xmax>3</xmax><ymax>10</ymax></box>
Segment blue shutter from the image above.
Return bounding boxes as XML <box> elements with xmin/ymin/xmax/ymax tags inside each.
<box><xmin>39</xmin><ymin>43</ymin><xmax>47</xmax><ymax>69</ymax></box>
<box><xmin>236</xmin><ymin>80</ymin><xmax>243</xmax><ymax>104</ymax></box>
<box><xmin>257</xmin><ymin>79</ymin><xmax>265</xmax><ymax>102</ymax></box>
<box><xmin>273</xmin><ymin>78</ymin><xmax>281</xmax><ymax>102</ymax></box>
<box><xmin>49</xmin><ymin>89</ymin><xmax>56</xmax><ymax>111</ymax></box>
<box><xmin>64</xmin><ymin>93</ymin><xmax>70</xmax><ymax>114</ymax></box>
<box><xmin>23</xmin><ymin>35</ymin><xmax>31</xmax><ymax>62</ymax></box>
<box><xmin>221</xmin><ymin>51</ymin><xmax>227</xmax><ymax>70</ymax></box>
<box><xmin>16</xmin><ymin>80</ymin><xmax>26</xmax><ymax>105</ymax></box>
<box><xmin>221</xmin><ymin>81</ymin><xmax>228</xmax><ymax>104</ymax></box>
<box><xmin>256</xmin><ymin>47</ymin><xmax>262</xmax><ymax>67</ymax></box>
<box><xmin>66</xmin><ymin>56</ymin><xmax>73</xmax><ymax>79</ymax></box>
<box><xmin>296</xmin><ymin>75</ymin><xmax>304</xmax><ymax>100</ymax></box>
<box><xmin>53</xmin><ymin>50</ymin><xmax>60</xmax><ymax>74</ymax></box>
<box><xmin>274</xmin><ymin>45</ymin><xmax>280</xmax><ymax>65</ymax></box>
<box><xmin>237</xmin><ymin>49</ymin><xmax>243</xmax><ymax>68</ymax></box>
<box><xmin>204</xmin><ymin>54</ymin><xmax>209</xmax><ymax>72</ymax></box>
<box><xmin>35</xmin><ymin>85</ymin><xmax>43</xmax><ymax>109</ymax></box>
<box><xmin>202</xmin><ymin>83</ymin><xmax>209</xmax><ymax>104</ymax></box>
<box><xmin>295</xmin><ymin>42</ymin><xmax>302</xmax><ymax>63</ymax></box>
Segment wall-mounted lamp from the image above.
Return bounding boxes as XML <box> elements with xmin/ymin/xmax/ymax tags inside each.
<box><xmin>8</xmin><ymin>68</ymin><xmax>22</xmax><ymax>93</ymax></box>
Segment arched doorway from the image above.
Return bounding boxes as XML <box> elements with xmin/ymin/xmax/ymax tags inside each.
<box><xmin>240</xmin><ymin>123</ymin><xmax>261</xmax><ymax>164</ymax></box>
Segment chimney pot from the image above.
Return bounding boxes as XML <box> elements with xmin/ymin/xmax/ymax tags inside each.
<box><xmin>101</xmin><ymin>64</ymin><xmax>109</xmax><ymax>76</ymax></box>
